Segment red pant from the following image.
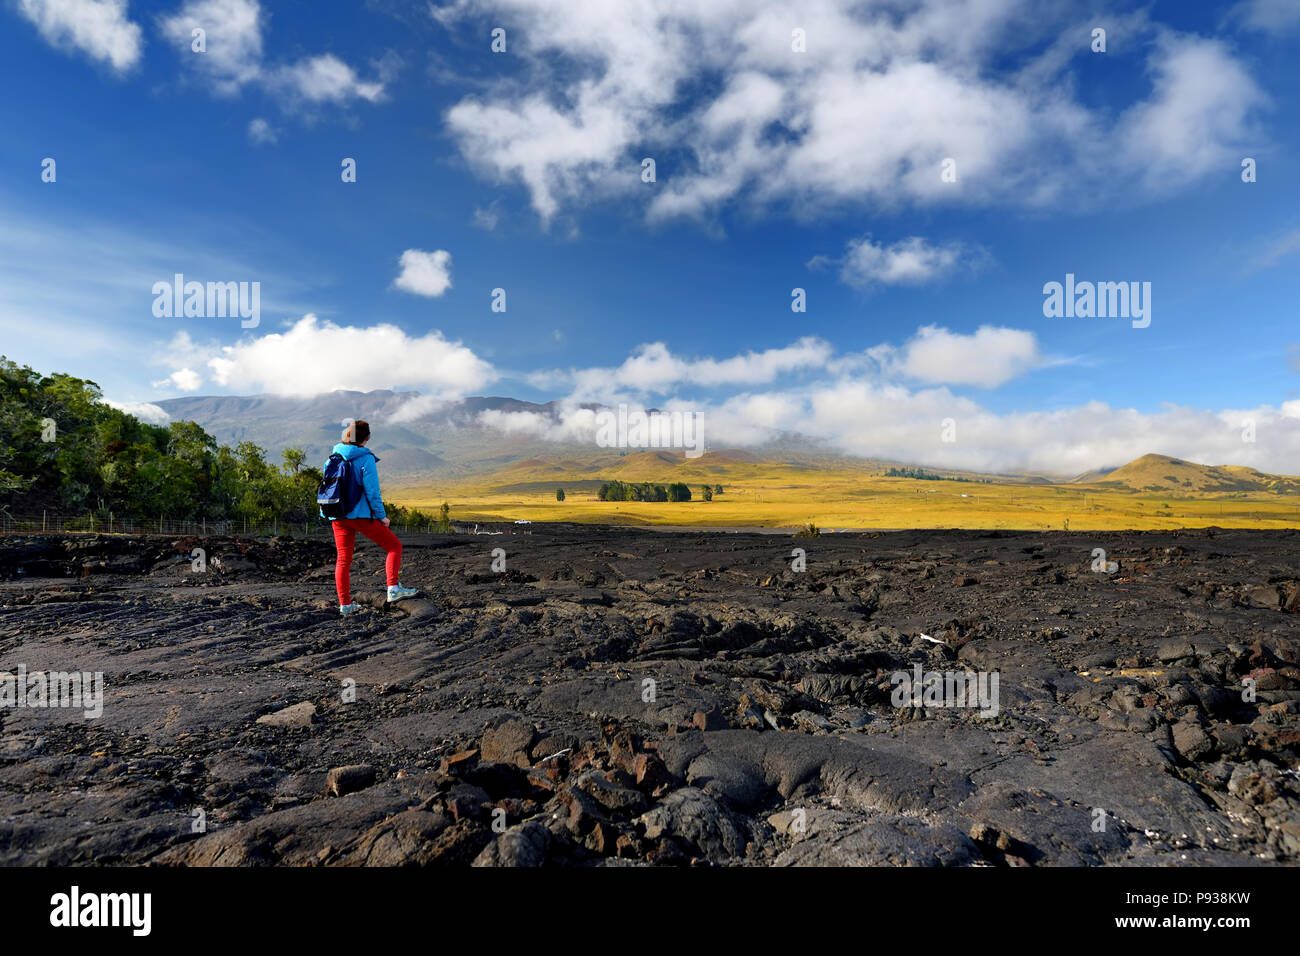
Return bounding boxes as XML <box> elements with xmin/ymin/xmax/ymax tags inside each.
<box><xmin>332</xmin><ymin>518</ymin><xmax>402</xmax><ymax>605</ymax></box>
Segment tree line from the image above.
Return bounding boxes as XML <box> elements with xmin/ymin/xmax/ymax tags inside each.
<box><xmin>884</xmin><ymin>466</ymin><xmax>987</xmax><ymax>483</ymax></box>
<box><xmin>0</xmin><ymin>356</ymin><xmax>451</xmax><ymax>529</ymax></box>
<box><xmin>591</xmin><ymin>481</ymin><xmax>724</xmax><ymax>503</ymax></box>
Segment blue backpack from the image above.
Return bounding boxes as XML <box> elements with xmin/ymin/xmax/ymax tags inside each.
<box><xmin>317</xmin><ymin>453</ymin><xmax>372</xmax><ymax>518</ymax></box>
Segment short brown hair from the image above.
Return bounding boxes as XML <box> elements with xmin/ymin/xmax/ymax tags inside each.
<box><xmin>342</xmin><ymin>419</ymin><xmax>370</xmax><ymax>444</ymax></box>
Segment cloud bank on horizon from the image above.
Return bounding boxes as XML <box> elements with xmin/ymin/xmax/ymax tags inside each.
<box><xmin>5</xmin><ymin>0</ymin><xmax>1300</xmax><ymax>476</ymax></box>
<box><xmin>144</xmin><ymin>319</ymin><xmax>1300</xmax><ymax>478</ymax></box>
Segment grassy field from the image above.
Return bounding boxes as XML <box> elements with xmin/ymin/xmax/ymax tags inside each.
<box><xmin>391</xmin><ymin>458</ymin><xmax>1300</xmax><ymax>531</ymax></box>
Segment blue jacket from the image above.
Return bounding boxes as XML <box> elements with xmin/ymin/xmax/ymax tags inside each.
<box><xmin>321</xmin><ymin>442</ymin><xmax>386</xmax><ymax>520</ymax></box>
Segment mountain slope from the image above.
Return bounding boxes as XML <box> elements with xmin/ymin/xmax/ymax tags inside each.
<box><xmin>154</xmin><ymin>391</ymin><xmax>888</xmax><ymax>480</ymax></box>
<box><xmin>1085</xmin><ymin>453</ymin><xmax>1300</xmax><ymax>494</ymax></box>
<box><xmin>156</xmin><ymin>391</ymin><xmax>578</xmax><ymax>479</ymax></box>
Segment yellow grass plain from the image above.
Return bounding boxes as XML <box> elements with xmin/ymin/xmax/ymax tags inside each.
<box><xmin>392</xmin><ymin>458</ymin><xmax>1300</xmax><ymax>531</ymax></box>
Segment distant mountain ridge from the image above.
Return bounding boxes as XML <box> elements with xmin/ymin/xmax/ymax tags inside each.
<box><xmin>155</xmin><ymin>390</ymin><xmax>570</xmax><ymax>479</ymax></box>
<box><xmin>154</xmin><ymin>389</ymin><xmax>847</xmax><ymax>480</ymax></box>
<box><xmin>153</xmin><ymin>391</ymin><xmax>1300</xmax><ymax>489</ymax></box>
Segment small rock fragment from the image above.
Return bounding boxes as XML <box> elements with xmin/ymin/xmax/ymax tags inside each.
<box><xmin>326</xmin><ymin>764</ymin><xmax>376</xmax><ymax>797</ymax></box>
<box><xmin>255</xmin><ymin>702</ymin><xmax>317</xmax><ymax>728</ymax></box>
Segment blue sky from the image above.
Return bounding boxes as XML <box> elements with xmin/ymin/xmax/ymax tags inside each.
<box><xmin>2</xmin><ymin>0</ymin><xmax>1299</xmax><ymax>474</ymax></box>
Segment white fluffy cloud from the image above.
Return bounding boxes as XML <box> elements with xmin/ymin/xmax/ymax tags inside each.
<box><xmin>534</xmin><ymin>329</ymin><xmax>1043</xmax><ymax>398</ymax></box>
<box><xmin>1117</xmin><ymin>34</ymin><xmax>1266</xmax><ymax>193</ymax></box>
<box><xmin>148</xmin><ymin>321</ymin><xmax>1300</xmax><ymax>474</ymax></box>
<box><xmin>394</xmin><ymin>249</ymin><xmax>453</xmax><ymax>297</ymax></box>
<box><xmin>17</xmin><ymin>0</ymin><xmax>143</xmax><ymax>72</ymax></box>
<box><xmin>103</xmin><ymin>399</ymin><xmax>170</xmax><ymax>424</ymax></box>
<box><xmin>704</xmin><ymin>388</ymin><xmax>1300</xmax><ymax>476</ymax></box>
<box><xmin>268</xmin><ymin>54</ymin><xmax>386</xmax><ymax>104</ymax></box>
<box><xmin>387</xmin><ymin>393</ymin><xmax>451</xmax><ymax>424</ymax></box>
<box><xmin>157</xmin><ymin>0</ymin><xmax>261</xmax><ymax>92</ymax></box>
<box><xmin>466</xmin><ymin>332</ymin><xmax>1300</xmax><ymax>475</ymax></box>
<box><xmin>157</xmin><ymin>0</ymin><xmax>390</xmax><ymax>105</ymax></box>
<box><xmin>539</xmin><ymin>337</ymin><xmax>835</xmax><ymax>400</ymax></box>
<box><xmin>822</xmin><ymin>235</ymin><xmax>975</xmax><ymax>288</ymax></box>
<box><xmin>889</xmin><ymin>325</ymin><xmax>1043</xmax><ymax>388</ymax></box>
<box><xmin>432</xmin><ymin>0</ymin><xmax>1266</xmax><ymax>224</ymax></box>
<box><xmin>202</xmin><ymin>314</ymin><xmax>493</xmax><ymax>397</ymax></box>
<box><xmin>151</xmin><ymin>367</ymin><xmax>202</xmax><ymax>391</ymax></box>
<box><xmin>468</xmin><ymin>377</ymin><xmax>1300</xmax><ymax>477</ymax></box>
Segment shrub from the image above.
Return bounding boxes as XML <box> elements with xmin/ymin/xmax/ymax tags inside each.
<box><xmin>431</xmin><ymin>502</ymin><xmax>453</xmax><ymax>533</ymax></box>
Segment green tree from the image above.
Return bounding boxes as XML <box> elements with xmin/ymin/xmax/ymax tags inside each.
<box><xmin>431</xmin><ymin>502</ymin><xmax>453</xmax><ymax>533</ymax></box>
<box><xmin>282</xmin><ymin>448</ymin><xmax>306</xmax><ymax>474</ymax></box>
<box><xmin>0</xmin><ymin>356</ymin><xmax>428</xmax><ymax>532</ymax></box>
<box><xmin>556</xmin><ymin>488</ymin><xmax>565</xmax><ymax>501</ymax></box>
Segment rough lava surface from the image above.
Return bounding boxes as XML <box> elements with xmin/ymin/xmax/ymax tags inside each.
<box><xmin>0</xmin><ymin>526</ymin><xmax>1297</xmax><ymax>867</ymax></box>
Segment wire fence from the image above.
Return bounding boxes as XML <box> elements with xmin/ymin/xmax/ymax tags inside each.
<box><xmin>0</xmin><ymin>513</ymin><xmax>453</xmax><ymax>539</ymax></box>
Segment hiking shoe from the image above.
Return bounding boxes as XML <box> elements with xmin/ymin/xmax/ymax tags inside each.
<box><xmin>387</xmin><ymin>584</ymin><xmax>419</xmax><ymax>603</ymax></box>
<box><xmin>339</xmin><ymin>603</ymin><xmax>361</xmax><ymax>616</ymax></box>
